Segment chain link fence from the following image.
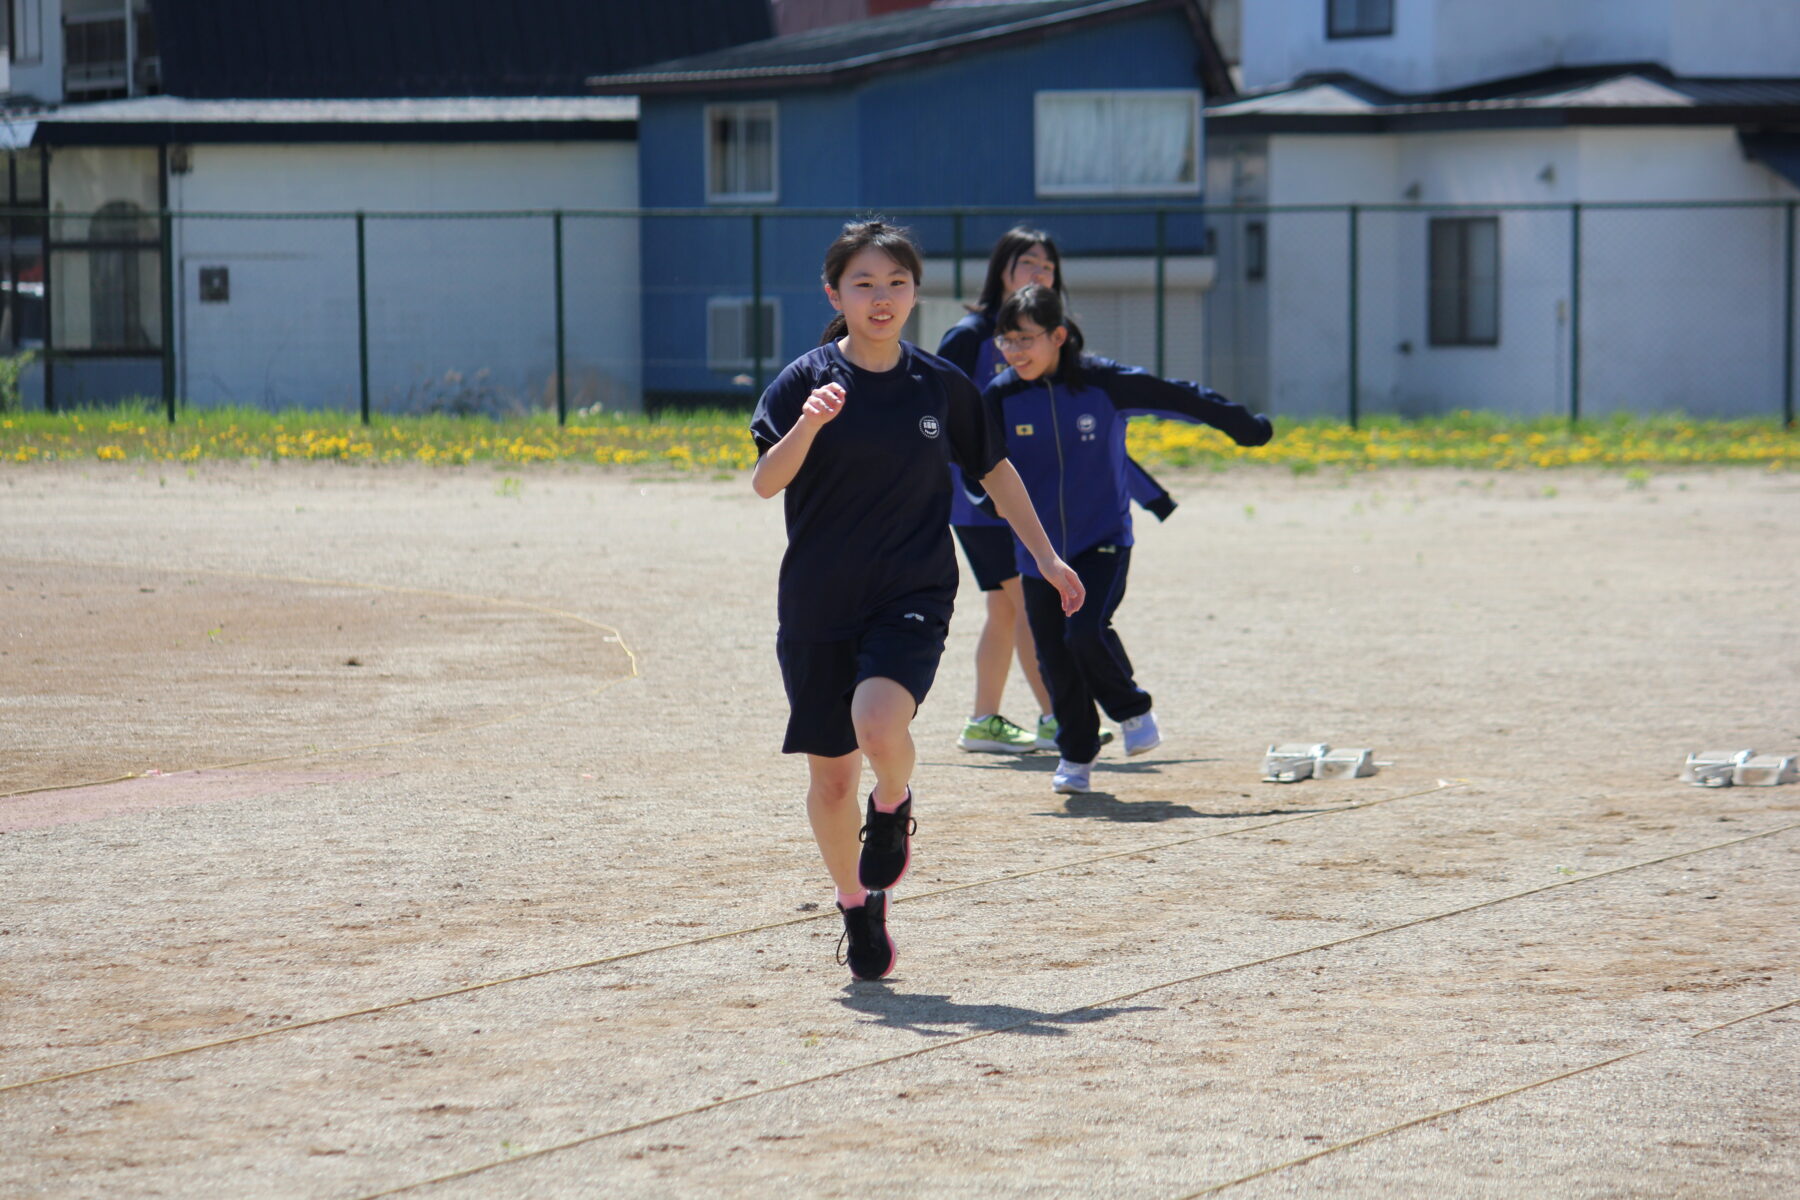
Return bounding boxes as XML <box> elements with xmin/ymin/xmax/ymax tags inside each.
<box><xmin>11</xmin><ymin>201</ymin><xmax>1796</xmax><ymax>426</ymax></box>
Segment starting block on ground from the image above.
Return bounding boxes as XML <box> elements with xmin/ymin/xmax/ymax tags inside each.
<box><xmin>1681</xmin><ymin>749</ymin><xmax>1754</xmax><ymax>787</ymax></box>
<box><xmin>1733</xmin><ymin>754</ymin><xmax>1799</xmax><ymax>787</ymax></box>
<box><xmin>1263</xmin><ymin>743</ymin><xmax>1378</xmax><ymax>783</ymax></box>
<box><xmin>1315</xmin><ymin>747</ymin><xmax>1379</xmax><ymax>780</ymax></box>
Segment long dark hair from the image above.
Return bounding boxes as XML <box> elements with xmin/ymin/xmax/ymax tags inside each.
<box><xmin>818</xmin><ymin>218</ymin><xmax>925</xmax><ymax>345</ymax></box>
<box><xmin>974</xmin><ymin>226</ymin><xmax>1066</xmax><ymax>314</ymax></box>
<box><xmin>995</xmin><ymin>283</ymin><xmax>1085</xmax><ymax>384</ymax></box>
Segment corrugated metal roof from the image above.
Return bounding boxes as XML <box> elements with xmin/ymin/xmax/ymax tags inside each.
<box><xmin>585</xmin><ymin>0</ymin><xmax>1217</xmax><ymax>91</ymax></box>
<box><xmin>151</xmin><ymin>0</ymin><xmax>774</xmax><ymax>99</ymax></box>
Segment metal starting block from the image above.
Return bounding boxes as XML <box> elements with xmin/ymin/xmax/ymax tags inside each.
<box><xmin>1733</xmin><ymin>754</ymin><xmax>1799</xmax><ymax>787</ymax></box>
<box><xmin>1262</xmin><ymin>743</ymin><xmax>1330</xmax><ymax>783</ymax></box>
<box><xmin>1681</xmin><ymin>749</ymin><xmax>1754</xmax><ymax>787</ymax></box>
<box><xmin>1315</xmin><ymin>747</ymin><xmax>1379</xmax><ymax>780</ymax></box>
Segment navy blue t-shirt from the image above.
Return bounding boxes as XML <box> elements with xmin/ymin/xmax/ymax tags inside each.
<box><xmin>750</xmin><ymin>340</ymin><xmax>1005</xmax><ymax>642</ymax></box>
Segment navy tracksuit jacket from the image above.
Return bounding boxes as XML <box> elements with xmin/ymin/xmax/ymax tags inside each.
<box><xmin>983</xmin><ymin>356</ymin><xmax>1273</xmax><ymax>764</ymax></box>
<box><xmin>938</xmin><ymin>311</ymin><xmax>1176</xmax><ymax>528</ymax></box>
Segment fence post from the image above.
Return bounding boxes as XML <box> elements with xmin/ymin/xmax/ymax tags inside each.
<box><xmin>161</xmin><ymin>209</ymin><xmax>176</xmax><ymax>423</ymax></box>
<box><xmin>953</xmin><ymin>210</ymin><xmax>965</xmax><ymax>302</ymax></box>
<box><xmin>355</xmin><ymin>211</ymin><xmax>370</xmax><ymax>425</ymax></box>
<box><xmin>751</xmin><ymin>210</ymin><xmax>765</xmax><ymax>396</ymax></box>
<box><xmin>1569</xmin><ymin>202</ymin><xmax>1582</xmax><ymax>427</ymax></box>
<box><xmin>1347</xmin><ymin>203</ymin><xmax>1360</xmax><ymax>429</ymax></box>
<box><xmin>1154</xmin><ymin>208</ymin><xmax>1167</xmax><ymax>377</ymax></box>
<box><xmin>1784</xmin><ymin>200</ymin><xmax>1796</xmax><ymax>430</ymax></box>
<box><xmin>553</xmin><ymin>210</ymin><xmax>567</xmax><ymax>426</ymax></box>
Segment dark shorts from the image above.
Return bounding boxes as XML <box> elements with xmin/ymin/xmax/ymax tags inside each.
<box><xmin>952</xmin><ymin>524</ymin><xmax>1018</xmax><ymax>592</ymax></box>
<box><xmin>776</xmin><ymin>607</ymin><xmax>950</xmax><ymax>757</ymax></box>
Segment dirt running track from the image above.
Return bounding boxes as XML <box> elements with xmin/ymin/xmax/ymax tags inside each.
<box><xmin>1</xmin><ymin>460</ymin><xmax>1796</xmax><ymax>1199</ymax></box>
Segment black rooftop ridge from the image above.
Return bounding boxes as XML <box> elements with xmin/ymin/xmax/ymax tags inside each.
<box><xmin>585</xmin><ymin>0</ymin><xmax>1232</xmax><ymax>97</ymax></box>
<box><xmin>151</xmin><ymin>0</ymin><xmax>774</xmax><ymax>99</ymax></box>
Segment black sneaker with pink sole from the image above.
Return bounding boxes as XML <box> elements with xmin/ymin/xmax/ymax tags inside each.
<box><xmin>857</xmin><ymin>787</ymin><xmax>914</xmax><ymax>891</ymax></box>
<box><xmin>836</xmin><ymin>889</ymin><xmax>896</xmax><ymax>980</ymax></box>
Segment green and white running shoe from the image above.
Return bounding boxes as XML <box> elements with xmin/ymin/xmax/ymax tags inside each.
<box><xmin>1036</xmin><ymin>716</ymin><xmax>1113</xmax><ymax>752</ymax></box>
<box><xmin>958</xmin><ymin>714</ymin><xmax>1038</xmax><ymax>752</ymax></box>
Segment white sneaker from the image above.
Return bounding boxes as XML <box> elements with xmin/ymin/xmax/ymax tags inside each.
<box><xmin>1120</xmin><ymin>711</ymin><xmax>1162</xmax><ymax>757</ymax></box>
<box><xmin>1051</xmin><ymin>758</ymin><xmax>1094</xmax><ymax>794</ymax></box>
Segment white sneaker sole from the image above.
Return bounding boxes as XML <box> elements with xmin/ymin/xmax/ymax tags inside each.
<box><xmin>1052</xmin><ymin>781</ymin><xmax>1090</xmax><ymax>794</ymax></box>
<box><xmin>1124</xmin><ymin>735</ymin><xmax>1161</xmax><ymax>757</ymax></box>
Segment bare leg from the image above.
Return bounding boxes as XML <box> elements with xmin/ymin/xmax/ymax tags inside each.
<box><xmin>804</xmin><ymin>751</ymin><xmax>864</xmax><ymax>895</ymax></box>
<box><xmin>970</xmin><ymin>588</ymin><xmax>1014</xmax><ymax>718</ymax></box>
<box><xmin>852</xmin><ymin>676</ymin><xmax>916</xmax><ymax>811</ymax></box>
<box><xmin>1000</xmin><ymin>575</ymin><xmax>1053</xmax><ymax>717</ymax></box>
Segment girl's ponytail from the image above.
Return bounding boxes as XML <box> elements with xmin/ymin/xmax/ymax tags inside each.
<box><xmin>819</xmin><ymin>314</ymin><xmax>849</xmax><ymax>345</ymax></box>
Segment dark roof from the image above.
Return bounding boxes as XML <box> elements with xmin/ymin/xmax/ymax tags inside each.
<box><xmin>29</xmin><ymin>97</ymin><xmax>637</xmax><ymax>147</ymax></box>
<box><xmin>1208</xmin><ymin>64</ymin><xmax>1800</xmax><ymax>133</ymax></box>
<box><xmin>585</xmin><ymin>0</ymin><xmax>1232</xmax><ymax>97</ymax></box>
<box><xmin>150</xmin><ymin>0</ymin><xmax>774</xmax><ymax>99</ymax></box>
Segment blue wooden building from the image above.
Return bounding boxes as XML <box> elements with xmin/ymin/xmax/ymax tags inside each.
<box><xmin>588</xmin><ymin>0</ymin><xmax>1234</xmax><ymax>409</ymax></box>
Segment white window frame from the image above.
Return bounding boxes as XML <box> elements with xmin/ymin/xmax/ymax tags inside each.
<box><xmin>707</xmin><ymin>295</ymin><xmax>780</xmax><ymax>371</ymax></box>
<box><xmin>1034</xmin><ymin>90</ymin><xmax>1202</xmax><ymax>198</ymax></box>
<box><xmin>704</xmin><ymin>101</ymin><xmax>778</xmax><ymax>203</ymax></box>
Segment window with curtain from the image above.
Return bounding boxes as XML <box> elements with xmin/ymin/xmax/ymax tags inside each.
<box><xmin>1428</xmin><ymin>217</ymin><xmax>1499</xmax><ymax>347</ymax></box>
<box><xmin>705</xmin><ymin>102</ymin><xmax>777</xmax><ymax>202</ymax></box>
<box><xmin>1035</xmin><ymin>90</ymin><xmax>1200</xmax><ymax>197</ymax></box>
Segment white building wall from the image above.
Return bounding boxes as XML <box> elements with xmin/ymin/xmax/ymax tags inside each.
<box><xmin>1666</xmin><ymin>0</ymin><xmax>1800</xmax><ymax>77</ymax></box>
<box><xmin>1241</xmin><ymin>0</ymin><xmax>1800</xmax><ymax>94</ymax></box>
<box><xmin>1260</xmin><ymin>135</ymin><xmax>1395</xmax><ymax>416</ymax></box>
<box><xmin>1243</xmin><ymin>125</ymin><xmax>1798</xmax><ymax>418</ymax></box>
<box><xmin>167</xmin><ymin>140</ymin><xmax>642</xmax><ymax>413</ymax></box>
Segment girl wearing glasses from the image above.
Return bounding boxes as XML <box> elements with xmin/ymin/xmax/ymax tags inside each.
<box><xmin>751</xmin><ymin>221</ymin><xmax>1084</xmax><ymax>980</ymax></box>
<box><xmin>984</xmin><ymin>283</ymin><xmax>1272</xmax><ymax>796</ymax></box>
<box><xmin>938</xmin><ymin>227</ymin><xmax>1176</xmax><ymax>757</ymax></box>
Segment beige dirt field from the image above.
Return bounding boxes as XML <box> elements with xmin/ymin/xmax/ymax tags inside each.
<box><xmin>1</xmin><ymin>460</ymin><xmax>1796</xmax><ymax>1199</ymax></box>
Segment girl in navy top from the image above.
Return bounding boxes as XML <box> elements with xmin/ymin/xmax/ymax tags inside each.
<box><xmin>938</xmin><ymin>227</ymin><xmax>1176</xmax><ymax>756</ymax></box>
<box><xmin>983</xmin><ymin>284</ymin><xmax>1273</xmax><ymax>797</ymax></box>
<box><xmin>751</xmin><ymin>222</ymin><xmax>1083</xmax><ymax>980</ymax></box>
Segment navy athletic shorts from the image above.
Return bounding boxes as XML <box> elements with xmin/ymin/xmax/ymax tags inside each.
<box><xmin>775</xmin><ymin>606</ymin><xmax>949</xmax><ymax>757</ymax></box>
<box><xmin>952</xmin><ymin>524</ymin><xmax>1018</xmax><ymax>592</ymax></box>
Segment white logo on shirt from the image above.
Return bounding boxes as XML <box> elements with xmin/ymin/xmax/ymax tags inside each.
<box><xmin>903</xmin><ymin>612</ymin><xmax>925</xmax><ymax>622</ymax></box>
<box><xmin>1077</xmin><ymin>413</ymin><xmax>1098</xmax><ymax>442</ymax></box>
<box><xmin>919</xmin><ymin>415</ymin><xmax>941</xmax><ymax>439</ymax></box>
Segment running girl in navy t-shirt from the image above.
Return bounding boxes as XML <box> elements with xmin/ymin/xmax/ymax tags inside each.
<box><xmin>983</xmin><ymin>284</ymin><xmax>1272</xmax><ymax>797</ymax></box>
<box><xmin>750</xmin><ymin>221</ymin><xmax>1084</xmax><ymax>981</ymax></box>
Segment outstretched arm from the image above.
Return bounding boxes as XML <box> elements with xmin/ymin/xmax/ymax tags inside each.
<box><xmin>1098</xmin><ymin>362</ymin><xmax>1273</xmax><ymax>447</ymax></box>
<box><xmin>751</xmin><ymin>383</ymin><xmax>845</xmax><ymax>497</ymax></box>
<box><xmin>979</xmin><ymin>459</ymin><xmax>1085</xmax><ymax>615</ymax></box>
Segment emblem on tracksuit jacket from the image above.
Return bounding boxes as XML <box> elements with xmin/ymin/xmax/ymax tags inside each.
<box><xmin>919</xmin><ymin>415</ymin><xmax>941</xmax><ymax>438</ymax></box>
<box><xmin>1015</xmin><ymin>424</ymin><xmax>1034</xmax><ymax>436</ymax></box>
<box><xmin>1077</xmin><ymin>413</ymin><xmax>1098</xmax><ymax>442</ymax></box>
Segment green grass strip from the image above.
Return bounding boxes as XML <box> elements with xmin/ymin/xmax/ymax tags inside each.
<box><xmin>2</xmin><ymin>405</ymin><xmax>1794</xmax><ymax>471</ymax></box>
